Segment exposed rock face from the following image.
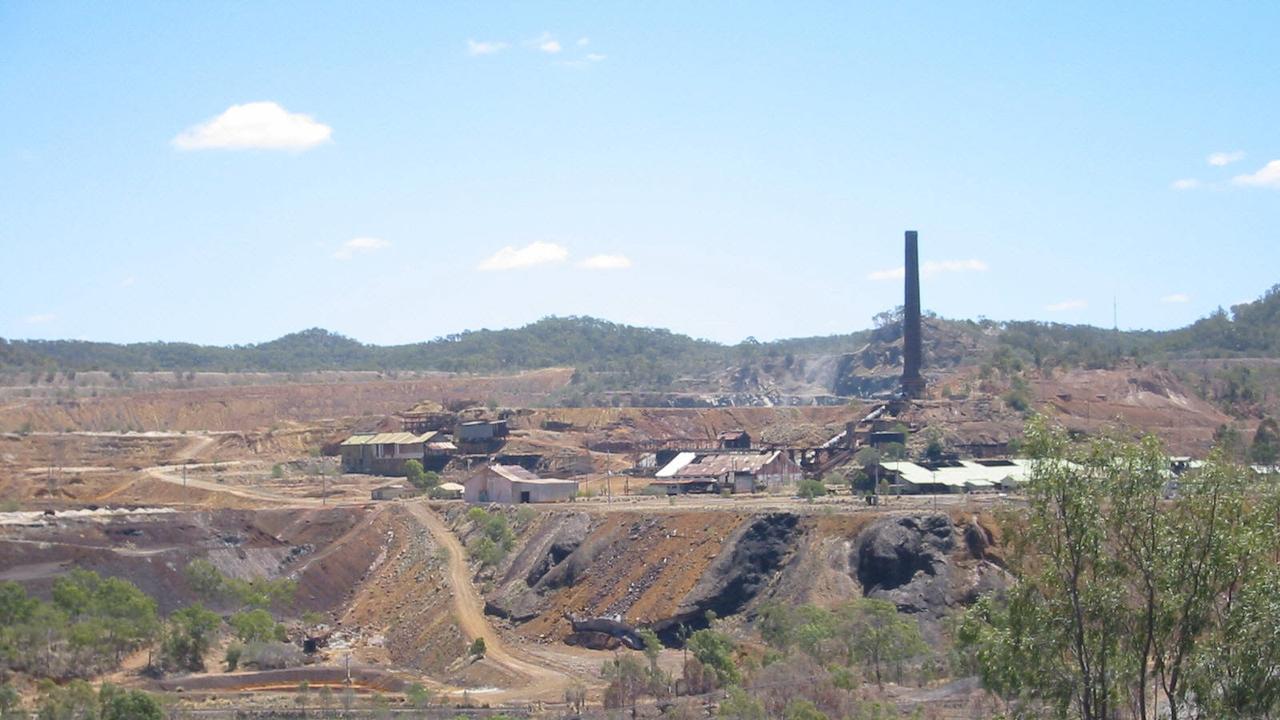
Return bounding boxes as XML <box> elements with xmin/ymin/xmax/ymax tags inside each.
<box><xmin>658</xmin><ymin>513</ymin><xmax>800</xmax><ymax>641</ymax></box>
<box><xmin>486</xmin><ymin>513</ymin><xmax>594</xmax><ymax>622</ymax></box>
<box><xmin>854</xmin><ymin>514</ymin><xmax>957</xmax><ymax>618</ymax></box>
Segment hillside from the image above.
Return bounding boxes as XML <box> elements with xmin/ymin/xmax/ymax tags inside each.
<box><xmin>3</xmin><ymin>286</ymin><xmax>1279</xmax><ymax>399</ymax></box>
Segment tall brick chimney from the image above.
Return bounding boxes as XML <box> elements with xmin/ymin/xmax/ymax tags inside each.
<box><xmin>902</xmin><ymin>230</ymin><xmax>925</xmax><ymax>398</ymax></box>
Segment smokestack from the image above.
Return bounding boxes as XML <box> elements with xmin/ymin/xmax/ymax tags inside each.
<box><xmin>902</xmin><ymin>230</ymin><xmax>925</xmax><ymax>398</ymax></box>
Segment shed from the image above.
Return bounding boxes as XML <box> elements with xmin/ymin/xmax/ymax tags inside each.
<box><xmin>435</xmin><ymin>482</ymin><xmax>465</xmax><ymax>499</ymax></box>
<box><xmin>717</xmin><ymin>430</ymin><xmax>752</xmax><ymax>450</ymax></box>
<box><xmin>464</xmin><ymin>465</ymin><xmax>578</xmax><ymax>504</ymax></box>
<box><xmin>456</xmin><ymin>420</ymin><xmax>510</xmax><ymax>443</ymax></box>
<box><xmin>371</xmin><ymin>483</ymin><xmax>410</xmax><ymax>501</ymax></box>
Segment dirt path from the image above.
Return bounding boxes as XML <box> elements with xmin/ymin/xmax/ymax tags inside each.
<box><xmin>141</xmin><ymin>463</ymin><xmax>335</xmax><ymax>507</ymax></box>
<box><xmin>174</xmin><ymin>433</ymin><xmax>217</xmax><ymax>463</ymax></box>
<box><xmin>402</xmin><ymin>500</ymin><xmax>577</xmax><ymax>702</ymax></box>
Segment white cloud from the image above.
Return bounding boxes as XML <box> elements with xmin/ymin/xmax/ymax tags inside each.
<box><xmin>173</xmin><ymin>102</ymin><xmax>332</xmax><ymax>151</ymax></box>
<box><xmin>533</xmin><ymin>33</ymin><xmax>562</xmax><ymax>53</ymax></box>
<box><xmin>1046</xmin><ymin>299</ymin><xmax>1087</xmax><ymax>312</ymax></box>
<box><xmin>1232</xmin><ymin>159</ymin><xmax>1280</xmax><ymax>188</ymax></box>
<box><xmin>477</xmin><ymin>241</ymin><xmax>569</xmax><ymax>271</ymax></box>
<box><xmin>120</xmin><ymin>276</ymin><xmax>136</xmax><ymax>288</ymax></box>
<box><xmin>467</xmin><ymin>39</ymin><xmax>508</xmax><ymax>56</ymax></box>
<box><xmin>1208</xmin><ymin>150</ymin><xmax>1245</xmax><ymax>167</ymax></box>
<box><xmin>1161</xmin><ymin>293</ymin><xmax>1190</xmax><ymax>304</ymax></box>
<box><xmin>1171</xmin><ymin>178</ymin><xmax>1200</xmax><ymax>190</ymax></box>
<box><xmin>867</xmin><ymin>258</ymin><xmax>988</xmax><ymax>281</ymax></box>
<box><xmin>577</xmin><ymin>37</ymin><xmax>590</xmax><ymax>46</ymax></box>
<box><xmin>333</xmin><ymin>237</ymin><xmax>390</xmax><ymax>260</ymax></box>
<box><xmin>24</xmin><ymin>313</ymin><xmax>55</xmax><ymax>325</ymax></box>
<box><xmin>585</xmin><ymin>53</ymin><xmax>607</xmax><ymax>63</ymax></box>
<box><xmin>577</xmin><ymin>254</ymin><xmax>632</xmax><ymax>270</ymax></box>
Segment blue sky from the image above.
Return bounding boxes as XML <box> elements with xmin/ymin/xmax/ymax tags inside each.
<box><xmin>2</xmin><ymin>2</ymin><xmax>1277</xmax><ymax>346</ymax></box>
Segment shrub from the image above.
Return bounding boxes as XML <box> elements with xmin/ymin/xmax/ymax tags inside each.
<box><xmin>469</xmin><ymin>637</ymin><xmax>486</xmax><ymax>658</ymax></box>
<box><xmin>797</xmin><ymin>479</ymin><xmax>827</xmax><ymax>500</ymax></box>
<box><xmin>160</xmin><ymin>604</ymin><xmax>221</xmax><ymax>672</ymax></box>
<box><xmin>229</xmin><ymin>609</ymin><xmax>282</xmax><ymax>644</ymax></box>
<box><xmin>224</xmin><ymin>642</ymin><xmax>243</xmax><ymax>671</ymax></box>
<box><xmin>241</xmin><ymin>641</ymin><xmax>302</xmax><ymax>670</ymax></box>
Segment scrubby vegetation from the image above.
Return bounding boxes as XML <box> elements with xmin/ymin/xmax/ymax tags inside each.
<box><xmin>0</xmin><ymin>571</ymin><xmax>158</xmax><ymax>679</ymax></box>
<box><xmin>957</xmin><ymin>417</ymin><xmax>1280</xmax><ymax>720</ymax></box>
<box><xmin>5</xmin><ymin>286</ymin><xmax>1279</xmax><ymax>395</ymax></box>
<box><xmin>464</xmin><ymin>507</ymin><xmax>517</xmax><ymax>568</ymax></box>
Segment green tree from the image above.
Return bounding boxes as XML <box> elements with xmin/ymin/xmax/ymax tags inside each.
<box><xmin>469</xmin><ymin>637</ymin><xmax>486</xmax><ymax>658</ymax></box>
<box><xmin>1251</xmin><ymin>416</ymin><xmax>1280</xmax><ymax>464</ymax></box>
<box><xmin>784</xmin><ymin>698</ymin><xmax>829</xmax><ymax>720</ymax></box>
<box><xmin>161</xmin><ymin>604</ymin><xmax>221</xmax><ymax>672</ymax></box>
<box><xmin>921</xmin><ymin>426</ymin><xmax>947</xmax><ymax>462</ymax></box>
<box><xmin>796</xmin><ymin>479</ymin><xmax>826</xmax><ymax>501</ymax></box>
<box><xmin>98</xmin><ymin>684</ymin><xmax>162</xmax><ymax>720</ymax></box>
<box><xmin>637</xmin><ymin>626</ymin><xmax>663</xmax><ymax>675</ymax></box>
<box><xmin>405</xmin><ymin>682</ymin><xmax>432</xmax><ymax>709</ymax></box>
<box><xmin>224</xmin><ymin>642</ymin><xmax>243</xmax><ymax>671</ymax></box>
<box><xmin>403</xmin><ymin>459</ymin><xmax>428</xmax><ymax>490</ymax></box>
<box><xmin>0</xmin><ymin>684</ymin><xmax>20</xmax><ymax>720</ymax></box>
<box><xmin>602</xmin><ymin>654</ymin><xmax>648</xmax><ymax>709</ymax></box>
<box><xmin>35</xmin><ymin>679</ymin><xmax>97</xmax><ymax>720</ymax></box>
<box><xmin>183</xmin><ymin>559</ymin><xmax>226</xmax><ymax>601</ymax></box>
<box><xmin>718</xmin><ymin>686</ymin><xmax>766</xmax><ymax>720</ymax></box>
<box><xmin>838</xmin><ymin>598</ymin><xmax>926</xmax><ymax>688</ymax></box>
<box><xmin>229</xmin><ymin>609</ymin><xmax>281</xmax><ymax>644</ymax></box>
<box><xmin>687</xmin><ymin>628</ymin><xmax>740</xmax><ymax>686</ymax></box>
<box><xmin>0</xmin><ymin>581</ymin><xmax>38</xmax><ymax>626</ymax></box>
<box><xmin>959</xmin><ymin>417</ymin><xmax>1280</xmax><ymax>720</ymax></box>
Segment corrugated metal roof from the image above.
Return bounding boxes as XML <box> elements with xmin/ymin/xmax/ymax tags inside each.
<box><xmin>489</xmin><ymin>464</ymin><xmax>541</xmax><ymax>483</ymax></box>
<box><xmin>655</xmin><ymin>452</ymin><xmax>698</xmax><ymax>478</ymax></box>
<box><xmin>675</xmin><ymin>451</ymin><xmax>789</xmax><ymax>478</ymax></box>
<box><xmin>340</xmin><ymin>431</ymin><xmax>437</xmax><ymax>446</ymax></box>
<box><xmin>880</xmin><ymin>459</ymin><xmax>1033</xmax><ymax>488</ymax></box>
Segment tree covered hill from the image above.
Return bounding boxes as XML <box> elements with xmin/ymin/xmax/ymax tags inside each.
<box><xmin>3</xmin><ymin>286</ymin><xmax>1278</xmax><ymax>379</ymax></box>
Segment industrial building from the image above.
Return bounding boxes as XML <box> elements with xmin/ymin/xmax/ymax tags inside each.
<box><xmin>338</xmin><ymin>431</ymin><xmax>456</xmax><ymax>475</ymax></box>
<box><xmin>463</xmin><ymin>464</ymin><xmax>578</xmax><ymax>504</ymax></box>
<box><xmin>651</xmin><ymin>450</ymin><xmax>803</xmax><ymax>494</ymax></box>
<box><xmin>874</xmin><ymin>459</ymin><xmax>1032</xmax><ymax>494</ymax></box>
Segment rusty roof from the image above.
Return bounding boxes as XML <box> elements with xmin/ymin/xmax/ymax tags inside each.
<box><xmin>674</xmin><ymin>451</ymin><xmax>788</xmax><ymax>478</ymax></box>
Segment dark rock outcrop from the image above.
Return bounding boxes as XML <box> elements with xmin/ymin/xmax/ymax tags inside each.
<box><xmin>655</xmin><ymin>513</ymin><xmax>800</xmax><ymax>643</ymax></box>
<box><xmin>854</xmin><ymin>514</ymin><xmax>956</xmax><ymax>618</ymax></box>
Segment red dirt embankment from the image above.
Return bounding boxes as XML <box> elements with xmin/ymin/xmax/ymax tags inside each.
<box><xmin>0</xmin><ymin>506</ymin><xmax>375</xmax><ymax>615</ymax></box>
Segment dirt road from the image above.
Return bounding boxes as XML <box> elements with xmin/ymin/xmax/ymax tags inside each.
<box><xmin>140</xmin><ymin>462</ymin><xmax>333</xmax><ymax>507</ymax></box>
<box><xmin>402</xmin><ymin>500</ymin><xmax>576</xmax><ymax>702</ymax></box>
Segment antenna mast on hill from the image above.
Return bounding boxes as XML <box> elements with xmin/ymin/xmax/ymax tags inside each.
<box><xmin>1113</xmin><ymin>295</ymin><xmax>1118</xmax><ymax>332</ymax></box>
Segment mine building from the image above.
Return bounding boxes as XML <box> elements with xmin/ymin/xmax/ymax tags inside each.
<box><xmin>651</xmin><ymin>450</ymin><xmax>802</xmax><ymax>494</ymax></box>
<box><xmin>370</xmin><ymin>483</ymin><xmax>410</xmax><ymax>500</ymax></box>
<box><xmin>339</xmin><ymin>431</ymin><xmax>456</xmax><ymax>475</ymax></box>
<box><xmin>456</xmin><ymin>419</ymin><xmax>509</xmax><ymax>441</ymax></box>
<box><xmin>717</xmin><ymin>429</ymin><xmax>752</xmax><ymax>450</ymax></box>
<box><xmin>874</xmin><ymin>459</ymin><xmax>1032</xmax><ymax>494</ymax></box>
<box><xmin>464</xmin><ymin>464</ymin><xmax>578</xmax><ymax>504</ymax></box>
